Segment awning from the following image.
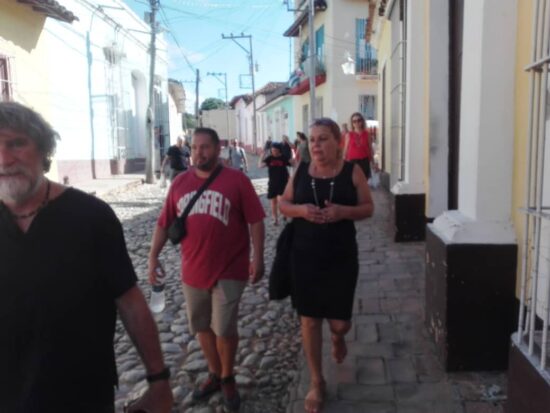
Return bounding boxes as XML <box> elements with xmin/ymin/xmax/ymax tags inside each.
<box><xmin>17</xmin><ymin>0</ymin><xmax>78</xmax><ymax>23</ymax></box>
<box><xmin>283</xmin><ymin>11</ymin><xmax>307</xmax><ymax>37</ymax></box>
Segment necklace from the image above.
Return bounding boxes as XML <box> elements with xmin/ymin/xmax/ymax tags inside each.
<box><xmin>311</xmin><ymin>170</ymin><xmax>336</xmax><ymax>208</ymax></box>
<box><xmin>11</xmin><ymin>180</ymin><xmax>51</xmax><ymax>220</ymax></box>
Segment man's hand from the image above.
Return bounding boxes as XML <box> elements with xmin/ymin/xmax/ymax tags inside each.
<box><xmin>126</xmin><ymin>381</ymin><xmax>173</xmax><ymax>413</ymax></box>
<box><xmin>147</xmin><ymin>256</ymin><xmax>162</xmax><ymax>285</ymax></box>
<box><xmin>249</xmin><ymin>258</ymin><xmax>265</xmax><ymax>284</ymax></box>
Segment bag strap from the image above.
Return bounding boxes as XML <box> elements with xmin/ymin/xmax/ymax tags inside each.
<box><xmin>179</xmin><ymin>164</ymin><xmax>223</xmax><ymax>221</ymax></box>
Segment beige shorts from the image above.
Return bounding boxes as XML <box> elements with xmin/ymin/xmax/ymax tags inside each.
<box><xmin>182</xmin><ymin>279</ymin><xmax>246</xmax><ymax>337</ymax></box>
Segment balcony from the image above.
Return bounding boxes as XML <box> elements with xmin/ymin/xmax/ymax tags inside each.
<box><xmin>355</xmin><ymin>57</ymin><xmax>378</xmax><ymax>79</ymax></box>
<box><xmin>287</xmin><ymin>56</ymin><xmax>326</xmax><ymax>95</ymax></box>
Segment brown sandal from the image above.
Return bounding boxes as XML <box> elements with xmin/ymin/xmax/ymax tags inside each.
<box><xmin>331</xmin><ymin>334</ymin><xmax>348</xmax><ymax>364</ymax></box>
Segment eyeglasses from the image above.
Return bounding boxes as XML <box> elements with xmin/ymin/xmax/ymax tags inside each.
<box><xmin>352</xmin><ymin>118</ymin><xmax>363</xmax><ymax>123</ymax></box>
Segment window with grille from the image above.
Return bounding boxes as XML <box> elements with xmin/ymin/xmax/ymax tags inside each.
<box><xmin>0</xmin><ymin>56</ymin><xmax>12</xmax><ymax>102</ymax></box>
<box><xmin>516</xmin><ymin>0</ymin><xmax>550</xmax><ymax>373</ymax></box>
<box><xmin>356</xmin><ymin>18</ymin><xmax>378</xmax><ymax>76</ymax></box>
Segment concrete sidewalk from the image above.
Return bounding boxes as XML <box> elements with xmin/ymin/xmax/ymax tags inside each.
<box><xmin>287</xmin><ymin>188</ymin><xmax>507</xmax><ymax>413</ymax></box>
<box><xmin>71</xmin><ymin>173</ymin><xmax>144</xmax><ymax>197</ymax></box>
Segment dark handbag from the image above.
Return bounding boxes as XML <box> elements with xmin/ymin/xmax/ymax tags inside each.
<box><xmin>268</xmin><ymin>221</ymin><xmax>294</xmax><ymax>300</ymax></box>
<box><xmin>167</xmin><ymin>165</ymin><xmax>223</xmax><ymax>245</ymax></box>
<box><xmin>268</xmin><ymin>162</ymin><xmax>307</xmax><ymax>300</ymax></box>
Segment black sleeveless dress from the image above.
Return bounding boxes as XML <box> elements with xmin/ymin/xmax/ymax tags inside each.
<box><xmin>290</xmin><ymin>161</ymin><xmax>359</xmax><ymax>320</ymax></box>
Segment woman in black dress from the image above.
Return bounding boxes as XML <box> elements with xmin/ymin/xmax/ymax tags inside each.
<box><xmin>279</xmin><ymin>118</ymin><xmax>374</xmax><ymax>413</ymax></box>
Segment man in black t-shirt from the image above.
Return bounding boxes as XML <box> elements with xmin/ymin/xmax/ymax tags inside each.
<box><xmin>0</xmin><ymin>102</ymin><xmax>173</xmax><ymax>413</ymax></box>
<box><xmin>162</xmin><ymin>136</ymin><xmax>190</xmax><ymax>180</ymax></box>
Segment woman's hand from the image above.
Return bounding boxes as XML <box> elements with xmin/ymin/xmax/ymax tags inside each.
<box><xmin>302</xmin><ymin>204</ymin><xmax>324</xmax><ymax>224</ymax></box>
<box><xmin>322</xmin><ymin>201</ymin><xmax>343</xmax><ymax>223</ymax></box>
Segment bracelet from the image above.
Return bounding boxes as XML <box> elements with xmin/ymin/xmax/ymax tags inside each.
<box><xmin>146</xmin><ymin>367</ymin><xmax>170</xmax><ymax>383</ymax></box>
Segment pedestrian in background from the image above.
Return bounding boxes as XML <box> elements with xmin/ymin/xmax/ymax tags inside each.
<box><xmin>148</xmin><ymin>127</ymin><xmax>265</xmax><ymax>412</ymax></box>
<box><xmin>0</xmin><ymin>102</ymin><xmax>172</xmax><ymax>413</ymax></box>
<box><xmin>295</xmin><ymin>131</ymin><xmax>310</xmax><ymax>164</ymax></box>
<box><xmin>279</xmin><ymin>117</ymin><xmax>374</xmax><ymax>413</ymax></box>
<box><xmin>161</xmin><ymin>136</ymin><xmax>190</xmax><ymax>181</ymax></box>
<box><xmin>228</xmin><ymin>138</ymin><xmax>248</xmax><ymax>173</ymax></box>
<box><xmin>343</xmin><ymin>112</ymin><xmax>372</xmax><ymax>179</ymax></box>
<box><xmin>259</xmin><ymin>142</ymin><xmax>292</xmax><ymax>226</ymax></box>
<box><xmin>281</xmin><ymin>134</ymin><xmax>293</xmax><ymax>162</ymax></box>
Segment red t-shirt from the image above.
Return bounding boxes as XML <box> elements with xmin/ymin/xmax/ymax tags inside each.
<box><xmin>346</xmin><ymin>130</ymin><xmax>371</xmax><ymax>160</ymax></box>
<box><xmin>158</xmin><ymin>167</ymin><xmax>265</xmax><ymax>289</ymax></box>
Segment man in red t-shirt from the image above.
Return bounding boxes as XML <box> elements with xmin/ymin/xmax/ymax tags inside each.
<box><xmin>148</xmin><ymin>127</ymin><xmax>265</xmax><ymax>411</ymax></box>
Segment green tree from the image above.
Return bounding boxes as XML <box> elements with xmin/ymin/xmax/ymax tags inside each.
<box><xmin>200</xmin><ymin>97</ymin><xmax>226</xmax><ymax>111</ymax></box>
<box><xmin>183</xmin><ymin>113</ymin><xmax>196</xmax><ymax>129</ymax></box>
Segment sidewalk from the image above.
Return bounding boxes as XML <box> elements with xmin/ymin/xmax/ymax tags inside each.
<box><xmin>287</xmin><ymin>188</ymin><xmax>507</xmax><ymax>413</ymax></box>
<box><xmin>71</xmin><ymin>173</ymin><xmax>144</xmax><ymax>197</ymax></box>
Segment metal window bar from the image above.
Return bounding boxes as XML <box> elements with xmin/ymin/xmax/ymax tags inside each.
<box><xmin>517</xmin><ymin>0</ymin><xmax>550</xmax><ymax>372</ymax></box>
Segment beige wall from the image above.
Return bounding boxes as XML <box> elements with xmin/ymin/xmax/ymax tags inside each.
<box><xmin>512</xmin><ymin>0</ymin><xmax>534</xmax><ymax>294</ymax></box>
<box><xmin>0</xmin><ymin>0</ymin><xmax>57</xmax><ymax>178</ymax></box>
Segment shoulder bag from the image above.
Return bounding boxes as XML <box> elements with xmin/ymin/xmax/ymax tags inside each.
<box><xmin>268</xmin><ymin>162</ymin><xmax>307</xmax><ymax>300</ymax></box>
<box><xmin>167</xmin><ymin>164</ymin><xmax>223</xmax><ymax>245</ymax></box>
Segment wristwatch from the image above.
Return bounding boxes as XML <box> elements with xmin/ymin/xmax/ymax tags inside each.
<box><xmin>146</xmin><ymin>367</ymin><xmax>170</xmax><ymax>383</ymax></box>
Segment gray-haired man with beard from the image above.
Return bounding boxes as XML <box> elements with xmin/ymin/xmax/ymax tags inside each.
<box><xmin>0</xmin><ymin>102</ymin><xmax>172</xmax><ymax>413</ymax></box>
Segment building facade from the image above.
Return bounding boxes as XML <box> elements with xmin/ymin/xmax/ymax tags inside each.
<box><xmin>370</xmin><ymin>0</ymin><xmax>549</xmax><ymax>411</ymax></box>
<box><xmin>284</xmin><ymin>0</ymin><xmax>379</xmax><ymax>131</ymax></box>
<box><xmin>0</xmin><ymin>0</ymin><xmax>171</xmax><ymax>184</ymax></box>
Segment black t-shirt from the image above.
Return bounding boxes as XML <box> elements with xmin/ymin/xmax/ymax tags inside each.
<box><xmin>167</xmin><ymin>145</ymin><xmax>189</xmax><ymax>170</ymax></box>
<box><xmin>0</xmin><ymin>188</ymin><xmax>137</xmax><ymax>412</ymax></box>
<box><xmin>264</xmin><ymin>155</ymin><xmax>290</xmax><ymax>184</ymax></box>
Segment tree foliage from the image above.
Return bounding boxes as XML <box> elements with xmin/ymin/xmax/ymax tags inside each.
<box><xmin>200</xmin><ymin>97</ymin><xmax>226</xmax><ymax>111</ymax></box>
<box><xmin>183</xmin><ymin>113</ymin><xmax>196</xmax><ymax>129</ymax></box>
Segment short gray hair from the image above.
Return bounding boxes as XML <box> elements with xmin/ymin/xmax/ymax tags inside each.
<box><xmin>0</xmin><ymin>102</ymin><xmax>58</xmax><ymax>171</ymax></box>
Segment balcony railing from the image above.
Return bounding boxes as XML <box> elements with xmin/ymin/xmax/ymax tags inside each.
<box><xmin>301</xmin><ymin>56</ymin><xmax>326</xmax><ymax>78</ymax></box>
<box><xmin>356</xmin><ymin>57</ymin><xmax>378</xmax><ymax>77</ymax></box>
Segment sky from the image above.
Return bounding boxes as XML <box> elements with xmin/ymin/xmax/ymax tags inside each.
<box><xmin>126</xmin><ymin>0</ymin><xmax>295</xmax><ymax>113</ymax></box>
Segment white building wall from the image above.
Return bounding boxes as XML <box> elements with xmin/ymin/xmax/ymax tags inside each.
<box><xmin>40</xmin><ymin>0</ymin><xmax>169</xmax><ymax>175</ymax></box>
<box><xmin>201</xmin><ymin>108</ymin><xmax>236</xmax><ymax>141</ymax></box>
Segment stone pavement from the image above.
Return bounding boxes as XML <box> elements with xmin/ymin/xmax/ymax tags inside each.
<box><xmin>286</xmin><ymin>188</ymin><xmax>508</xmax><ymax>413</ymax></box>
<box><xmin>83</xmin><ymin>156</ymin><xmax>508</xmax><ymax>413</ymax></box>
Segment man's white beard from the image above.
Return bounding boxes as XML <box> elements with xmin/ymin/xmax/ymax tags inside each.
<box><xmin>0</xmin><ymin>169</ymin><xmax>39</xmax><ymax>204</ymax></box>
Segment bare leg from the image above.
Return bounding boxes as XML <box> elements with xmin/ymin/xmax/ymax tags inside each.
<box><xmin>328</xmin><ymin>319</ymin><xmax>352</xmax><ymax>364</ymax></box>
<box><xmin>216</xmin><ymin>335</ymin><xmax>239</xmax><ymax>378</ymax></box>
<box><xmin>271</xmin><ymin>198</ymin><xmax>279</xmax><ymax>225</ymax></box>
<box><xmin>301</xmin><ymin>316</ymin><xmax>326</xmax><ymax>413</ymax></box>
<box><xmin>197</xmin><ymin>329</ymin><xmax>222</xmax><ymax>376</ymax></box>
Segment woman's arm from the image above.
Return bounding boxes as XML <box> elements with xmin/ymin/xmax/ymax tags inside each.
<box><xmin>258</xmin><ymin>152</ymin><xmax>267</xmax><ymax>168</ymax></box>
<box><xmin>322</xmin><ymin>164</ymin><xmax>374</xmax><ymax>222</ymax></box>
<box><xmin>343</xmin><ymin>133</ymin><xmax>350</xmax><ymax>159</ymax></box>
<box><xmin>279</xmin><ymin>172</ymin><xmax>325</xmax><ymax>223</ymax></box>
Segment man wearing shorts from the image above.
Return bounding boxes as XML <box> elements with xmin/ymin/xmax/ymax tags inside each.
<box><xmin>148</xmin><ymin>127</ymin><xmax>265</xmax><ymax>411</ymax></box>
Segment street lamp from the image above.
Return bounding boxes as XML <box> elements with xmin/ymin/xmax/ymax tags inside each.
<box><xmin>206</xmin><ymin>72</ymin><xmax>230</xmax><ymax>141</ymax></box>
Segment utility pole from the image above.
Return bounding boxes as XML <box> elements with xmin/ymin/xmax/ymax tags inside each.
<box><xmin>206</xmin><ymin>72</ymin><xmax>230</xmax><ymax>140</ymax></box>
<box><xmin>145</xmin><ymin>0</ymin><xmax>159</xmax><ymax>184</ymax></box>
<box><xmin>221</xmin><ymin>33</ymin><xmax>258</xmax><ymax>150</ymax></box>
<box><xmin>308</xmin><ymin>0</ymin><xmax>316</xmax><ymax>121</ymax></box>
<box><xmin>195</xmin><ymin>69</ymin><xmax>201</xmax><ymax>126</ymax></box>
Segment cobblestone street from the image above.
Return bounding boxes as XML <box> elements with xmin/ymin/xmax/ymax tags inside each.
<box><xmin>90</xmin><ymin>157</ymin><xmax>508</xmax><ymax>413</ymax></box>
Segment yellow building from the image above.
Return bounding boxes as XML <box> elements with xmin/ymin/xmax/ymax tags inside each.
<box><xmin>0</xmin><ymin>0</ymin><xmax>78</xmax><ymax>181</ymax></box>
<box><xmin>369</xmin><ymin>0</ymin><xmax>549</xmax><ymax>410</ymax></box>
